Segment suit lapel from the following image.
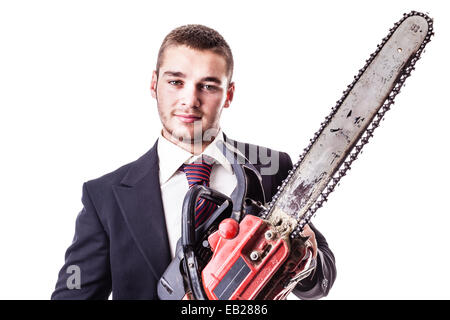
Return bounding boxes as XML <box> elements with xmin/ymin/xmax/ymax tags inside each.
<box><xmin>112</xmin><ymin>141</ymin><xmax>171</xmax><ymax>281</ymax></box>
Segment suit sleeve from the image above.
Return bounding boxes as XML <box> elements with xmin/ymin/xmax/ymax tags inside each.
<box><xmin>277</xmin><ymin>152</ymin><xmax>337</xmax><ymax>299</ymax></box>
<box><xmin>51</xmin><ymin>182</ymin><xmax>112</xmax><ymax>300</ymax></box>
<box><xmin>291</xmin><ymin>222</ymin><xmax>336</xmax><ymax>299</ymax></box>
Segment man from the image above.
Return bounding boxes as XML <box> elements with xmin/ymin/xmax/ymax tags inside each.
<box><xmin>51</xmin><ymin>24</ymin><xmax>336</xmax><ymax>300</ymax></box>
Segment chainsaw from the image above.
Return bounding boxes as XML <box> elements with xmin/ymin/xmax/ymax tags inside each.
<box><xmin>157</xmin><ymin>11</ymin><xmax>434</xmax><ymax>300</ymax></box>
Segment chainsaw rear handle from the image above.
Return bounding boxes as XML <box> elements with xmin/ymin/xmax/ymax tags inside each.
<box><xmin>181</xmin><ymin>184</ymin><xmax>233</xmax><ymax>300</ymax></box>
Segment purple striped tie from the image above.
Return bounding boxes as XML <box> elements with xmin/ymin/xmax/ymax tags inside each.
<box><xmin>182</xmin><ymin>161</ymin><xmax>218</xmax><ymax>227</ymax></box>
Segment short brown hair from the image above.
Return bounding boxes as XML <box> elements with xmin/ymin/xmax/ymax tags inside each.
<box><xmin>156</xmin><ymin>24</ymin><xmax>234</xmax><ymax>82</ymax></box>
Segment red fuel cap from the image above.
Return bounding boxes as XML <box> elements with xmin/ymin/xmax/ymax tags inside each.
<box><xmin>218</xmin><ymin>218</ymin><xmax>239</xmax><ymax>239</ymax></box>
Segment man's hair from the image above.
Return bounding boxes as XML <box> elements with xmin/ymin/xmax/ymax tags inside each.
<box><xmin>156</xmin><ymin>24</ymin><xmax>234</xmax><ymax>82</ymax></box>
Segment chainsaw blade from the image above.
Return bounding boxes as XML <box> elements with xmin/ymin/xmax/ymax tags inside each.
<box><xmin>259</xmin><ymin>12</ymin><xmax>434</xmax><ymax>238</ymax></box>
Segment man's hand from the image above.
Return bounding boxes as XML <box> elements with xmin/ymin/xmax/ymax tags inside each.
<box><xmin>300</xmin><ymin>224</ymin><xmax>318</xmax><ymax>260</ymax></box>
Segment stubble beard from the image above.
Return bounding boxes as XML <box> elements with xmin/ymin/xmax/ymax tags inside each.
<box><xmin>161</xmin><ymin>115</ymin><xmax>220</xmax><ymax>155</ymax></box>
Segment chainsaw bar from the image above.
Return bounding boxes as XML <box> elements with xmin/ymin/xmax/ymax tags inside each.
<box><xmin>259</xmin><ymin>11</ymin><xmax>434</xmax><ymax>238</ymax></box>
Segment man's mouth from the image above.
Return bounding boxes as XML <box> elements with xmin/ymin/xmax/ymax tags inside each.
<box><xmin>175</xmin><ymin>114</ymin><xmax>202</xmax><ymax>123</ymax></box>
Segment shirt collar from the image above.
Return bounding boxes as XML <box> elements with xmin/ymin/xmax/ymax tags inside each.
<box><xmin>157</xmin><ymin>129</ymin><xmax>234</xmax><ymax>185</ymax></box>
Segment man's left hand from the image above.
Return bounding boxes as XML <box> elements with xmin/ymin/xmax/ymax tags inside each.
<box><xmin>301</xmin><ymin>224</ymin><xmax>318</xmax><ymax>260</ymax></box>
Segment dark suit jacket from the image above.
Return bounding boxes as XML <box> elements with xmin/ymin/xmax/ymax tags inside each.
<box><xmin>51</xmin><ymin>136</ymin><xmax>336</xmax><ymax>300</ymax></box>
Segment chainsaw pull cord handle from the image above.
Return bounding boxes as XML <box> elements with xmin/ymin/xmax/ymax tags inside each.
<box><xmin>181</xmin><ymin>184</ymin><xmax>233</xmax><ymax>300</ymax></box>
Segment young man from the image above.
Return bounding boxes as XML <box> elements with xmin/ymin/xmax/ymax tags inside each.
<box><xmin>51</xmin><ymin>25</ymin><xmax>336</xmax><ymax>300</ymax></box>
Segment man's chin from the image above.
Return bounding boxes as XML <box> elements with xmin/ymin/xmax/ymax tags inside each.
<box><xmin>163</xmin><ymin>124</ymin><xmax>219</xmax><ymax>146</ymax></box>
<box><xmin>164</xmin><ymin>128</ymin><xmax>196</xmax><ymax>144</ymax></box>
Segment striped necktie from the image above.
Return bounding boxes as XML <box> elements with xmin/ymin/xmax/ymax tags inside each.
<box><xmin>182</xmin><ymin>161</ymin><xmax>218</xmax><ymax>228</ymax></box>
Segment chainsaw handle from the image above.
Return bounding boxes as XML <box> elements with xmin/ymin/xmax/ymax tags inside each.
<box><xmin>181</xmin><ymin>184</ymin><xmax>233</xmax><ymax>300</ymax></box>
<box><xmin>181</xmin><ymin>184</ymin><xmax>233</xmax><ymax>247</ymax></box>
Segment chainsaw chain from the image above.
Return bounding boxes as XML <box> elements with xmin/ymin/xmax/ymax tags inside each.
<box><xmin>258</xmin><ymin>11</ymin><xmax>434</xmax><ymax>239</ymax></box>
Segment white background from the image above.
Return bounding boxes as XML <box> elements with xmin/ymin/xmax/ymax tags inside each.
<box><xmin>1</xmin><ymin>0</ymin><xmax>449</xmax><ymax>299</ymax></box>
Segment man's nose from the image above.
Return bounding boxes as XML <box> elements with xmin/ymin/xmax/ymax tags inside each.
<box><xmin>180</xmin><ymin>84</ymin><xmax>201</xmax><ymax>108</ymax></box>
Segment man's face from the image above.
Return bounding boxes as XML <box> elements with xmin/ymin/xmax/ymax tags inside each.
<box><xmin>151</xmin><ymin>45</ymin><xmax>234</xmax><ymax>149</ymax></box>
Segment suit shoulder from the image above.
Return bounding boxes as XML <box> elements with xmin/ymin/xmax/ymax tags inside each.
<box><xmin>80</xmin><ymin>165</ymin><xmax>132</xmax><ymax>209</ymax></box>
<box><xmin>85</xmin><ymin>161</ymin><xmax>133</xmax><ymax>190</ymax></box>
<box><xmin>84</xmin><ymin>144</ymin><xmax>154</xmax><ymax>192</ymax></box>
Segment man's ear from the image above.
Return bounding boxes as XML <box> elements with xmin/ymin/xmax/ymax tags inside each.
<box><xmin>150</xmin><ymin>70</ymin><xmax>158</xmax><ymax>99</ymax></box>
<box><xmin>224</xmin><ymin>82</ymin><xmax>235</xmax><ymax>109</ymax></box>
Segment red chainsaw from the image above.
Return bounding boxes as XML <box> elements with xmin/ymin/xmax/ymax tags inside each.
<box><xmin>157</xmin><ymin>11</ymin><xmax>433</xmax><ymax>300</ymax></box>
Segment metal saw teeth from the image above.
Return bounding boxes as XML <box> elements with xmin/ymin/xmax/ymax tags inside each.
<box><xmin>257</xmin><ymin>12</ymin><xmax>434</xmax><ymax>239</ymax></box>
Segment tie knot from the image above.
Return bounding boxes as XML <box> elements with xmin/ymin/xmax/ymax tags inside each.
<box><xmin>182</xmin><ymin>161</ymin><xmax>214</xmax><ymax>187</ymax></box>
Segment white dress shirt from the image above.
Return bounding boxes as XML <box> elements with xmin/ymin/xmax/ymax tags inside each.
<box><xmin>157</xmin><ymin>129</ymin><xmax>238</xmax><ymax>258</ymax></box>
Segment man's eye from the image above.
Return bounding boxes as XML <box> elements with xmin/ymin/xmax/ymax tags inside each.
<box><xmin>201</xmin><ymin>84</ymin><xmax>217</xmax><ymax>91</ymax></box>
<box><xmin>168</xmin><ymin>80</ymin><xmax>182</xmax><ymax>86</ymax></box>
